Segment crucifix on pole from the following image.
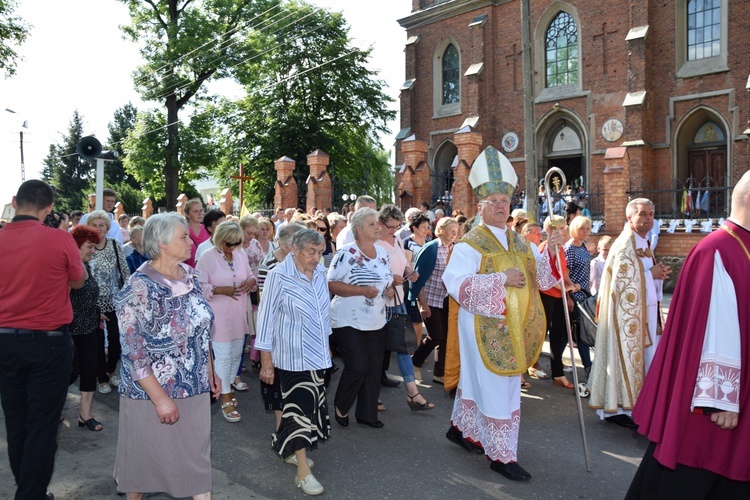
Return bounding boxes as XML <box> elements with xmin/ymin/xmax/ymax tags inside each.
<box><xmin>230</xmin><ymin>163</ymin><xmax>254</xmax><ymax>209</ymax></box>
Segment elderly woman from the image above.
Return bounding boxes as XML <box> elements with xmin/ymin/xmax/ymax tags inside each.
<box><xmin>409</xmin><ymin>217</ymin><xmax>459</xmax><ymax>385</ymax></box>
<box><xmin>69</xmin><ymin>225</ymin><xmax>106</xmax><ymax>431</ymax></box>
<box><xmin>375</xmin><ymin>205</ymin><xmax>433</xmax><ymax>410</ymax></box>
<box><xmin>564</xmin><ymin>215</ymin><xmax>593</xmax><ymax>376</ymax></box>
<box><xmin>114</xmin><ymin>213</ymin><xmax>220</xmax><ymax>499</ymax></box>
<box><xmin>185</xmin><ymin>198</ymin><xmax>209</xmax><ymax>268</ymax></box>
<box><xmin>256</xmin><ymin>229</ymin><xmax>331</xmax><ymax>496</ymax></box>
<box><xmin>540</xmin><ymin>215</ymin><xmax>581</xmax><ymax>389</ymax></box>
<box><xmin>327</xmin><ymin>213</ymin><xmax>347</xmax><ymax>243</ymax></box>
<box><xmin>328</xmin><ymin>208</ymin><xmax>394</xmax><ymax>429</ymax></box>
<box><xmin>87</xmin><ymin>210</ymin><xmax>131</xmax><ymax>395</ymax></box>
<box><xmin>196</xmin><ymin>221</ymin><xmax>256</xmax><ymax>422</ymax></box>
<box><xmin>312</xmin><ymin>214</ymin><xmax>335</xmax><ymax>268</ymax></box>
<box><xmin>257</xmin><ymin>223</ymin><xmax>305</xmax><ymax>432</ymax></box>
<box><xmin>257</xmin><ymin>217</ymin><xmax>278</xmax><ymax>256</ymax></box>
<box><xmin>125</xmin><ymin>226</ymin><xmax>149</xmax><ymax>274</ymax></box>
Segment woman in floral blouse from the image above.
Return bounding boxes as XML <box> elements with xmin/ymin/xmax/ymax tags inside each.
<box><xmin>114</xmin><ymin>213</ymin><xmax>220</xmax><ymax>499</ymax></box>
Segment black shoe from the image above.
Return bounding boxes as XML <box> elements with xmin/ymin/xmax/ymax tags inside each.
<box><xmin>355</xmin><ymin>418</ymin><xmax>384</xmax><ymax>428</ymax></box>
<box><xmin>605</xmin><ymin>414</ymin><xmax>638</xmax><ymax>428</ymax></box>
<box><xmin>445</xmin><ymin>426</ymin><xmax>484</xmax><ymax>454</ymax></box>
<box><xmin>490</xmin><ymin>461</ymin><xmax>532</xmax><ymax>481</ymax></box>
<box><xmin>433</xmin><ymin>376</ymin><xmax>444</xmax><ymax>385</ymax></box>
<box><xmin>381</xmin><ymin>377</ymin><xmax>400</xmax><ymax>388</ymax></box>
<box><xmin>334</xmin><ymin>408</ymin><xmax>349</xmax><ymax>427</ymax></box>
<box><xmin>46</xmin><ymin>493</ymin><xmax>55</xmax><ymax>500</ymax></box>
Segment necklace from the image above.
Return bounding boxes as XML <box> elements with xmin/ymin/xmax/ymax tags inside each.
<box><xmin>220</xmin><ymin>250</ymin><xmax>237</xmax><ymax>286</ymax></box>
<box><xmin>721</xmin><ymin>224</ymin><xmax>750</xmax><ymax>263</ymax></box>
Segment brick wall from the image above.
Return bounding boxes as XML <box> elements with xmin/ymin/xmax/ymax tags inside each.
<box><xmin>398</xmin><ymin>0</ymin><xmax>749</xmax><ymax>258</ymax></box>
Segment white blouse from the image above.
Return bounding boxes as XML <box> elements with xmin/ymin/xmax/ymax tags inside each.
<box><xmin>328</xmin><ymin>243</ymin><xmax>393</xmax><ymax>331</ymax></box>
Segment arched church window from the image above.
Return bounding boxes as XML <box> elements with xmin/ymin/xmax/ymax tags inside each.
<box><xmin>545</xmin><ymin>12</ymin><xmax>579</xmax><ymax>87</ymax></box>
<box><xmin>687</xmin><ymin>0</ymin><xmax>721</xmax><ymax>60</ymax></box>
<box><xmin>442</xmin><ymin>44</ymin><xmax>460</xmax><ymax>104</ymax></box>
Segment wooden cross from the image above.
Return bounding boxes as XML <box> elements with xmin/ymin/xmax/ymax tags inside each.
<box><xmin>505</xmin><ymin>43</ymin><xmax>523</xmax><ymax>92</ymax></box>
<box><xmin>230</xmin><ymin>163</ymin><xmax>253</xmax><ymax>210</ymax></box>
<box><xmin>592</xmin><ymin>22</ymin><xmax>618</xmax><ymax>74</ymax></box>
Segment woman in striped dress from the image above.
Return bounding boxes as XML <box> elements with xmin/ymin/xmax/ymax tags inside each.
<box><xmin>255</xmin><ymin>229</ymin><xmax>332</xmax><ymax>496</ymax></box>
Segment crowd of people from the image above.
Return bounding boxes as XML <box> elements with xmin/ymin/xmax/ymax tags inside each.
<box><xmin>1</xmin><ymin>166</ymin><xmax>749</xmax><ymax>499</ymax></box>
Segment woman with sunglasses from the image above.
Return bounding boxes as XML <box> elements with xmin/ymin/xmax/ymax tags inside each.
<box><xmin>196</xmin><ymin>221</ymin><xmax>257</xmax><ymax>422</ymax></box>
<box><xmin>312</xmin><ymin>215</ymin><xmax>335</xmax><ymax>268</ymax></box>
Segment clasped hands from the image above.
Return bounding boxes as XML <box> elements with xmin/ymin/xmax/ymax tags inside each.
<box><xmin>218</xmin><ymin>278</ymin><xmax>257</xmax><ymax>300</ymax></box>
<box><xmin>650</xmin><ymin>262</ymin><xmax>672</xmax><ymax>281</ymax></box>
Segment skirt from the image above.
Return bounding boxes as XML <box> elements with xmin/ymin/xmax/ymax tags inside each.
<box><xmin>114</xmin><ymin>393</ymin><xmax>212</xmax><ymax>497</ymax></box>
<box><xmin>273</xmin><ymin>369</ymin><xmax>331</xmax><ymax>460</ymax></box>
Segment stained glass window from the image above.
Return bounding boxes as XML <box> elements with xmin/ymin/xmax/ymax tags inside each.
<box><xmin>545</xmin><ymin>12</ymin><xmax>579</xmax><ymax>87</ymax></box>
<box><xmin>442</xmin><ymin>44</ymin><xmax>460</xmax><ymax>104</ymax></box>
<box><xmin>687</xmin><ymin>0</ymin><xmax>721</xmax><ymax>60</ymax></box>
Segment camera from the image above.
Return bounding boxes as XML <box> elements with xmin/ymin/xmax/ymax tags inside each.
<box><xmin>44</xmin><ymin>211</ymin><xmax>64</xmax><ymax>228</ymax></box>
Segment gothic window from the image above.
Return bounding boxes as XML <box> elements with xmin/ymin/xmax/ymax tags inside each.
<box><xmin>687</xmin><ymin>0</ymin><xmax>721</xmax><ymax>60</ymax></box>
<box><xmin>442</xmin><ymin>44</ymin><xmax>460</xmax><ymax>105</ymax></box>
<box><xmin>545</xmin><ymin>12</ymin><xmax>579</xmax><ymax>87</ymax></box>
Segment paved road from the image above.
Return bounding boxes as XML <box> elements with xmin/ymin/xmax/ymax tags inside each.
<box><xmin>0</xmin><ymin>337</ymin><xmax>651</xmax><ymax>499</ymax></box>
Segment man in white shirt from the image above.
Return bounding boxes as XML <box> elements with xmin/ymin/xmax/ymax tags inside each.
<box><xmin>335</xmin><ymin>195</ymin><xmax>376</xmax><ymax>248</ymax></box>
<box><xmin>79</xmin><ymin>188</ymin><xmax>123</xmax><ymax>244</ymax></box>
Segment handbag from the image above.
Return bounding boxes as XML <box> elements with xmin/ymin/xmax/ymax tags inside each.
<box><xmin>384</xmin><ymin>285</ymin><xmax>409</xmax><ymax>354</ymax></box>
<box><xmin>575</xmin><ymin>289</ymin><xmax>598</xmax><ymax>347</ymax></box>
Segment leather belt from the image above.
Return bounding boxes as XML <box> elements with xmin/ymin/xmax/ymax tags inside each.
<box><xmin>0</xmin><ymin>328</ymin><xmax>67</xmax><ymax>336</ymax></box>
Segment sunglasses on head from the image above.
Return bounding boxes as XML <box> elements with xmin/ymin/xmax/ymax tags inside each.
<box><xmin>225</xmin><ymin>241</ymin><xmax>242</xmax><ymax>247</ymax></box>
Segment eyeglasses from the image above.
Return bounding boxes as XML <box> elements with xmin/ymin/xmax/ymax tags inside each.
<box><xmin>385</xmin><ymin>224</ymin><xmax>401</xmax><ymax>231</ymax></box>
<box><xmin>480</xmin><ymin>198</ymin><xmax>510</xmax><ymax>207</ymax></box>
<box><xmin>316</xmin><ymin>226</ymin><xmax>327</xmax><ymax>232</ymax></box>
<box><xmin>225</xmin><ymin>241</ymin><xmax>242</xmax><ymax>247</ymax></box>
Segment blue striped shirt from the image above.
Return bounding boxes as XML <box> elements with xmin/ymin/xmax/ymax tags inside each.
<box><xmin>254</xmin><ymin>253</ymin><xmax>332</xmax><ymax>371</ymax></box>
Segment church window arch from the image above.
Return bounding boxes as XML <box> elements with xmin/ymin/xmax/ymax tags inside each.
<box><xmin>433</xmin><ymin>38</ymin><xmax>461</xmax><ymax>117</ymax></box>
<box><xmin>545</xmin><ymin>12</ymin><xmax>579</xmax><ymax>87</ymax></box>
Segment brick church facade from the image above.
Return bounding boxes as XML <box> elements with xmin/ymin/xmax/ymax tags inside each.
<box><xmin>394</xmin><ymin>0</ymin><xmax>749</xmax><ymax>231</ymax></box>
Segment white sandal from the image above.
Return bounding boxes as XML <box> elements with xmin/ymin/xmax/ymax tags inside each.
<box><xmin>220</xmin><ymin>402</ymin><xmax>241</xmax><ymax>422</ymax></box>
<box><xmin>296</xmin><ymin>474</ymin><xmax>324</xmax><ymax>495</ymax></box>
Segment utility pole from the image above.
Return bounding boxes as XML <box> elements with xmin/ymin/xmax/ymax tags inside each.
<box><xmin>521</xmin><ymin>0</ymin><xmax>538</xmax><ymax>222</ymax></box>
<box><xmin>19</xmin><ymin>129</ymin><xmax>25</xmax><ymax>182</ymax></box>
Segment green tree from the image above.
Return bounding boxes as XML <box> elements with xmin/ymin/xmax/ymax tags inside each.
<box><xmin>122</xmin><ymin>107</ymin><xmax>216</xmax><ymax>208</ymax></box>
<box><xmin>41</xmin><ymin>111</ymin><xmax>94</xmax><ymax>214</ymax></box>
<box><xmin>119</xmin><ymin>0</ymin><xmax>280</xmax><ymax>209</ymax></box>
<box><xmin>214</xmin><ymin>1</ymin><xmax>395</xmax><ymax>208</ymax></box>
<box><xmin>0</xmin><ymin>0</ymin><xmax>30</xmax><ymax>77</ymax></box>
<box><xmin>105</xmin><ymin>102</ymin><xmax>141</xmax><ymax>189</ymax></box>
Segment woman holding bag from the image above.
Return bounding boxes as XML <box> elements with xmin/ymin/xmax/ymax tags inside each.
<box><xmin>375</xmin><ymin>206</ymin><xmax>434</xmax><ymax>411</ymax></box>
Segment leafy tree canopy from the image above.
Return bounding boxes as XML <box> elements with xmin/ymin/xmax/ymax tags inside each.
<box><xmin>213</xmin><ymin>0</ymin><xmax>395</xmax><ymax>208</ymax></box>
<box><xmin>119</xmin><ymin>0</ymin><xmax>281</xmax><ymax>208</ymax></box>
<box><xmin>0</xmin><ymin>0</ymin><xmax>30</xmax><ymax>77</ymax></box>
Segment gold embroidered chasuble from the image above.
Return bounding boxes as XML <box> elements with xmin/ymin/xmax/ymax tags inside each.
<box><xmin>588</xmin><ymin>225</ymin><xmax>650</xmax><ymax>412</ymax></box>
<box><xmin>459</xmin><ymin>225</ymin><xmax>547</xmax><ymax>376</ymax></box>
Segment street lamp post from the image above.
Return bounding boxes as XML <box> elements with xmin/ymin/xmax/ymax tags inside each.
<box><xmin>4</xmin><ymin>108</ymin><xmax>28</xmax><ymax>182</ymax></box>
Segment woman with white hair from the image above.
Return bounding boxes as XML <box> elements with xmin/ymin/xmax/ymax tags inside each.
<box><xmin>257</xmin><ymin>223</ymin><xmax>305</xmax><ymax>433</ymax></box>
<box><xmin>256</xmin><ymin>228</ymin><xmax>332</xmax><ymax>495</ymax></box>
<box><xmin>114</xmin><ymin>212</ymin><xmax>220</xmax><ymax>499</ymax></box>
<box><xmin>87</xmin><ymin>210</ymin><xmax>131</xmax><ymax>395</ymax></box>
<box><xmin>196</xmin><ymin>221</ymin><xmax>257</xmax><ymax>422</ymax></box>
<box><xmin>328</xmin><ymin>208</ymin><xmax>394</xmax><ymax>429</ymax></box>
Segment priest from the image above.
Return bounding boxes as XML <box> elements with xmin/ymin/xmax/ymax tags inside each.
<box><xmin>626</xmin><ymin>170</ymin><xmax>750</xmax><ymax>497</ymax></box>
<box><xmin>442</xmin><ymin>146</ymin><xmax>560</xmax><ymax>481</ymax></box>
<box><xmin>587</xmin><ymin>198</ymin><xmax>671</xmax><ymax>427</ymax></box>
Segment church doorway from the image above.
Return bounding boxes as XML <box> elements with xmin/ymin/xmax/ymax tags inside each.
<box><xmin>542</xmin><ymin>121</ymin><xmax>585</xmax><ymax>192</ymax></box>
<box><xmin>432</xmin><ymin>140</ymin><xmax>457</xmax><ymax>205</ymax></box>
<box><xmin>675</xmin><ymin>109</ymin><xmax>729</xmax><ymax>218</ymax></box>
